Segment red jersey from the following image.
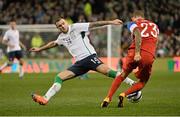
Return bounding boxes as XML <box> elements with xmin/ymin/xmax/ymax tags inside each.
<box><xmin>127</xmin><ymin>18</ymin><xmax>159</xmax><ymax>56</ymax></box>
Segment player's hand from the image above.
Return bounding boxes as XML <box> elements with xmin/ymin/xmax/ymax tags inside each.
<box><xmin>23</xmin><ymin>46</ymin><xmax>27</xmax><ymax>51</ymax></box>
<box><xmin>29</xmin><ymin>47</ymin><xmax>41</xmax><ymax>52</ymax></box>
<box><xmin>110</xmin><ymin>19</ymin><xmax>123</xmax><ymax>25</ymax></box>
<box><xmin>134</xmin><ymin>53</ymin><xmax>141</xmax><ymax>62</ymax></box>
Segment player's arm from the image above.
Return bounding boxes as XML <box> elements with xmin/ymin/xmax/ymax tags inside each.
<box><xmin>19</xmin><ymin>41</ymin><xmax>26</xmax><ymax>50</ymax></box>
<box><xmin>155</xmin><ymin>26</ymin><xmax>159</xmax><ymax>48</ymax></box>
<box><xmin>127</xmin><ymin>22</ymin><xmax>142</xmax><ymax>61</ymax></box>
<box><xmin>89</xmin><ymin>19</ymin><xmax>123</xmax><ymax>29</ymax></box>
<box><xmin>2</xmin><ymin>39</ymin><xmax>8</xmax><ymax>45</ymax></box>
<box><xmin>0</xmin><ymin>36</ymin><xmax>2</xmax><ymax>44</ymax></box>
<box><xmin>2</xmin><ymin>38</ymin><xmax>15</xmax><ymax>48</ymax></box>
<box><xmin>29</xmin><ymin>41</ymin><xmax>58</xmax><ymax>52</ymax></box>
<box><xmin>133</xmin><ymin>28</ymin><xmax>142</xmax><ymax>62</ymax></box>
<box><xmin>2</xmin><ymin>32</ymin><xmax>14</xmax><ymax>47</ymax></box>
<box><xmin>156</xmin><ymin>39</ymin><xmax>158</xmax><ymax>48</ymax></box>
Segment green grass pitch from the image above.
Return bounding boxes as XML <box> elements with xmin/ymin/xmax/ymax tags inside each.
<box><xmin>0</xmin><ymin>59</ymin><xmax>180</xmax><ymax>116</ymax></box>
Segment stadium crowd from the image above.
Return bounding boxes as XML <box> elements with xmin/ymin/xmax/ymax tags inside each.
<box><xmin>0</xmin><ymin>0</ymin><xmax>179</xmax><ymax>57</ymax></box>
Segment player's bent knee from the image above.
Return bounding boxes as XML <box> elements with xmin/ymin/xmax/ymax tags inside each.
<box><xmin>7</xmin><ymin>62</ymin><xmax>13</xmax><ymax>66</ymax></box>
<box><xmin>19</xmin><ymin>61</ymin><xmax>24</xmax><ymax>66</ymax></box>
<box><xmin>19</xmin><ymin>59</ymin><xmax>24</xmax><ymax>65</ymax></box>
<box><xmin>58</xmin><ymin>70</ymin><xmax>75</xmax><ymax>80</ymax></box>
<box><xmin>96</xmin><ymin>64</ymin><xmax>110</xmax><ymax>75</ymax></box>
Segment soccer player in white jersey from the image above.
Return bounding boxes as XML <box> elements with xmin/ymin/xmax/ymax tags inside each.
<box><xmin>0</xmin><ymin>19</ymin><xmax>26</xmax><ymax>78</ymax></box>
<box><xmin>30</xmin><ymin>18</ymin><xmax>139</xmax><ymax>105</ymax></box>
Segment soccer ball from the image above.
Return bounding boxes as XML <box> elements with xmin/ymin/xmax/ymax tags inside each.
<box><xmin>127</xmin><ymin>91</ymin><xmax>142</xmax><ymax>103</ymax></box>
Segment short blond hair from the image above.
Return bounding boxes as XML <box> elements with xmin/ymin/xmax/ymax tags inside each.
<box><xmin>132</xmin><ymin>10</ymin><xmax>144</xmax><ymax>18</ymax></box>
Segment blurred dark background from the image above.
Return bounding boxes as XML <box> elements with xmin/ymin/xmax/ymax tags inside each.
<box><xmin>0</xmin><ymin>0</ymin><xmax>179</xmax><ymax>57</ymax></box>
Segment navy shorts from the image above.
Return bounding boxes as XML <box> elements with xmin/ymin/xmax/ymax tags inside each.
<box><xmin>67</xmin><ymin>54</ymin><xmax>103</xmax><ymax>77</ymax></box>
<box><xmin>8</xmin><ymin>50</ymin><xmax>23</xmax><ymax>61</ymax></box>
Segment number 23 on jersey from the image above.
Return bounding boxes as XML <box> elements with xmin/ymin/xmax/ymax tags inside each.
<box><xmin>140</xmin><ymin>22</ymin><xmax>159</xmax><ymax>38</ymax></box>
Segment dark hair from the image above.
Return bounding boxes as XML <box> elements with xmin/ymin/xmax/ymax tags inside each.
<box><xmin>55</xmin><ymin>17</ymin><xmax>64</xmax><ymax>25</ymax></box>
<box><xmin>9</xmin><ymin>19</ymin><xmax>16</xmax><ymax>22</ymax></box>
<box><xmin>132</xmin><ymin>10</ymin><xmax>144</xmax><ymax>18</ymax></box>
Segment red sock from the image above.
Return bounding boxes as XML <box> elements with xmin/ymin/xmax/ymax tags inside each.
<box><xmin>107</xmin><ymin>75</ymin><xmax>125</xmax><ymax>100</ymax></box>
<box><xmin>124</xmin><ymin>82</ymin><xmax>145</xmax><ymax>96</ymax></box>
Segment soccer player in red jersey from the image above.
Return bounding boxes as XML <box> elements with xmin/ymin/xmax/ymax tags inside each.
<box><xmin>101</xmin><ymin>10</ymin><xmax>159</xmax><ymax>108</ymax></box>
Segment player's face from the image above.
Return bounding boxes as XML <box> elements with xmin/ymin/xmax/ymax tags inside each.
<box><xmin>9</xmin><ymin>21</ymin><xmax>17</xmax><ymax>30</ymax></box>
<box><xmin>56</xmin><ymin>19</ymin><xmax>69</xmax><ymax>33</ymax></box>
<box><xmin>131</xmin><ymin>17</ymin><xmax>136</xmax><ymax>22</ymax></box>
<box><xmin>131</xmin><ymin>16</ymin><xmax>143</xmax><ymax>22</ymax></box>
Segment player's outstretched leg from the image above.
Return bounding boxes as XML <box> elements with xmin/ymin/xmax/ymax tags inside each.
<box><xmin>0</xmin><ymin>62</ymin><xmax>8</xmax><ymax>72</ymax></box>
<box><xmin>31</xmin><ymin>70</ymin><xmax>75</xmax><ymax>105</ymax></box>
<box><xmin>32</xmin><ymin>93</ymin><xmax>48</xmax><ymax>105</ymax></box>
<box><xmin>97</xmin><ymin>64</ymin><xmax>135</xmax><ymax>86</ymax></box>
<box><xmin>19</xmin><ymin>64</ymin><xmax>24</xmax><ymax>79</ymax></box>
<box><xmin>32</xmin><ymin>75</ymin><xmax>63</xmax><ymax>105</ymax></box>
<box><xmin>19</xmin><ymin>59</ymin><xmax>24</xmax><ymax>79</ymax></box>
<box><xmin>107</xmin><ymin>70</ymin><xmax>135</xmax><ymax>85</ymax></box>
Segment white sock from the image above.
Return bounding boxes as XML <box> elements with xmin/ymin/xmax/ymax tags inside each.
<box><xmin>123</xmin><ymin>77</ymin><xmax>135</xmax><ymax>86</ymax></box>
<box><xmin>0</xmin><ymin>62</ymin><xmax>8</xmax><ymax>71</ymax></box>
<box><xmin>116</xmin><ymin>72</ymin><xmax>135</xmax><ymax>86</ymax></box>
<box><xmin>19</xmin><ymin>65</ymin><xmax>24</xmax><ymax>77</ymax></box>
<box><xmin>44</xmin><ymin>83</ymin><xmax>61</xmax><ymax>101</ymax></box>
